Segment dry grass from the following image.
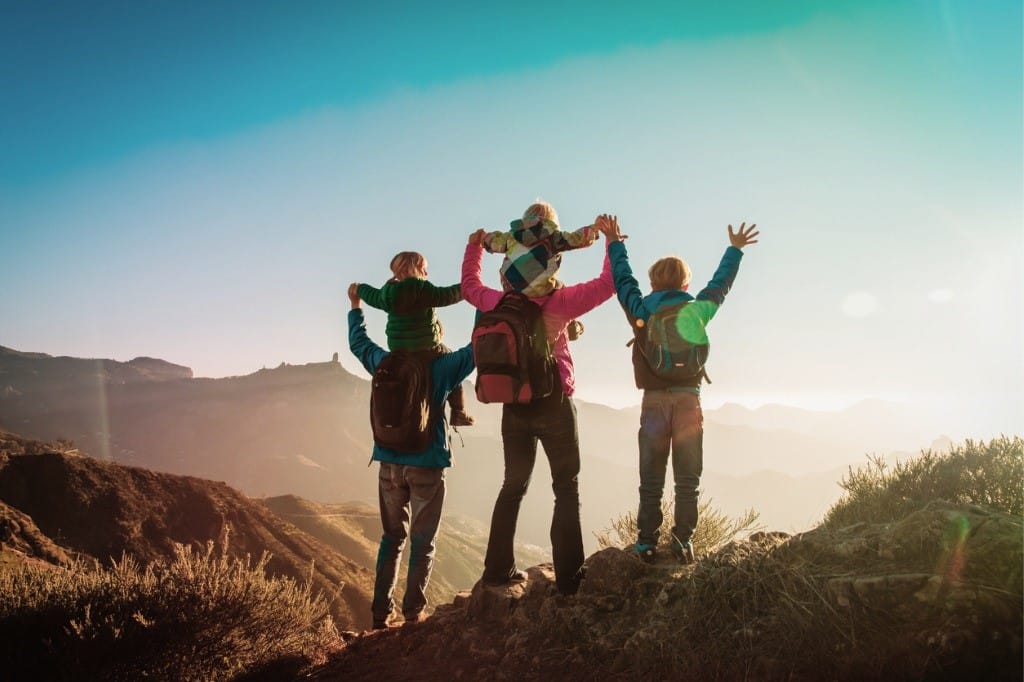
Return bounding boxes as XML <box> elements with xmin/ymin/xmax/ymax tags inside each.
<box><xmin>0</xmin><ymin>534</ymin><xmax>342</xmax><ymax>681</ymax></box>
<box><xmin>595</xmin><ymin>497</ymin><xmax>762</xmax><ymax>556</ymax></box>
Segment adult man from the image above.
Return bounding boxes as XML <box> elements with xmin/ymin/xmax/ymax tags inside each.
<box><xmin>347</xmin><ymin>283</ymin><xmax>474</xmax><ymax>628</ymax></box>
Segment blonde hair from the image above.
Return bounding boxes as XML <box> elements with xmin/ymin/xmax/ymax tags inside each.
<box><xmin>648</xmin><ymin>256</ymin><xmax>692</xmax><ymax>291</ymax></box>
<box><xmin>389</xmin><ymin>251</ymin><xmax>427</xmax><ymax>281</ymax></box>
<box><xmin>523</xmin><ymin>200</ymin><xmax>559</xmax><ymax>227</ymax></box>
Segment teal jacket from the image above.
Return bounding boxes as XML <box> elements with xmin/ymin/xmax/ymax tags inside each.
<box><xmin>608</xmin><ymin>241</ymin><xmax>743</xmax><ymax>390</ymax></box>
<box><xmin>356</xmin><ymin>279</ymin><xmax>462</xmax><ymax>351</ymax></box>
<box><xmin>348</xmin><ymin>309</ymin><xmax>474</xmax><ymax>468</ymax></box>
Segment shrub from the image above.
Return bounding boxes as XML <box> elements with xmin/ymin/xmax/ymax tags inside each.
<box><xmin>0</xmin><ymin>540</ymin><xmax>341</xmax><ymax>680</ymax></box>
<box><xmin>595</xmin><ymin>497</ymin><xmax>761</xmax><ymax>556</ymax></box>
<box><xmin>825</xmin><ymin>435</ymin><xmax>1023</xmax><ymax>528</ymax></box>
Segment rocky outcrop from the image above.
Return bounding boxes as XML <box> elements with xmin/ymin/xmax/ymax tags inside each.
<box><xmin>313</xmin><ymin>502</ymin><xmax>1023</xmax><ymax>681</ymax></box>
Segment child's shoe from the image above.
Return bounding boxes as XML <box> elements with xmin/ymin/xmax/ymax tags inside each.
<box><xmin>633</xmin><ymin>543</ymin><xmax>657</xmax><ymax>564</ymax></box>
<box><xmin>450</xmin><ymin>409</ymin><xmax>475</xmax><ymax>427</ymax></box>
<box><xmin>671</xmin><ymin>539</ymin><xmax>695</xmax><ymax>565</ymax></box>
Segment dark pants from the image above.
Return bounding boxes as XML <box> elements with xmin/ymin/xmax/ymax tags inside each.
<box><xmin>483</xmin><ymin>387</ymin><xmax>584</xmax><ymax>595</ymax></box>
<box><xmin>372</xmin><ymin>462</ymin><xmax>446</xmax><ymax>622</ymax></box>
<box><xmin>636</xmin><ymin>390</ymin><xmax>703</xmax><ymax>546</ymax></box>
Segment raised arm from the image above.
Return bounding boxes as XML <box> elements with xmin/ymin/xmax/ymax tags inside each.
<box><xmin>595</xmin><ymin>214</ymin><xmax>650</xmax><ymax>322</ymax></box>
<box><xmin>548</xmin><ymin>241</ymin><xmax>615</xmax><ymax>320</ymax></box>
<box><xmin>356</xmin><ymin>282</ymin><xmax>390</xmax><ymax>312</ymax></box>
<box><xmin>695</xmin><ymin>222</ymin><xmax>756</xmax><ymax>307</ymax></box>
<box><xmin>347</xmin><ymin>284</ymin><xmax>388</xmax><ymax>374</ymax></box>
<box><xmin>415</xmin><ymin>281</ymin><xmax>462</xmax><ymax>308</ymax></box>
<box><xmin>461</xmin><ymin>231</ymin><xmax>505</xmax><ymax>312</ymax></box>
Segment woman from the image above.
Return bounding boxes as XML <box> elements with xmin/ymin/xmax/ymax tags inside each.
<box><xmin>462</xmin><ymin>206</ymin><xmax>615</xmax><ymax>595</ymax></box>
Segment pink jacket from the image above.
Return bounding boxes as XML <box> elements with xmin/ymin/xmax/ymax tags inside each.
<box><xmin>462</xmin><ymin>242</ymin><xmax>614</xmax><ymax>396</ymax></box>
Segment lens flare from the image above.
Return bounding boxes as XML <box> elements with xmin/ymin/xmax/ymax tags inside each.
<box><xmin>937</xmin><ymin>513</ymin><xmax>971</xmax><ymax>584</ymax></box>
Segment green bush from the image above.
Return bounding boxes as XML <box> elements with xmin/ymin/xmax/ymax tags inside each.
<box><xmin>0</xmin><ymin>540</ymin><xmax>341</xmax><ymax>680</ymax></box>
<box><xmin>825</xmin><ymin>436</ymin><xmax>1023</xmax><ymax>528</ymax></box>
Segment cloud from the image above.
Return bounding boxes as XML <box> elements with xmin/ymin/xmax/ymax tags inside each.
<box><xmin>841</xmin><ymin>292</ymin><xmax>878</xmax><ymax>318</ymax></box>
<box><xmin>927</xmin><ymin>288</ymin><xmax>954</xmax><ymax>303</ymax></box>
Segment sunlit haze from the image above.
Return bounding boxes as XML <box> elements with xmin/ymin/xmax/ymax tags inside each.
<box><xmin>2</xmin><ymin>2</ymin><xmax>1021</xmax><ymax>442</ymax></box>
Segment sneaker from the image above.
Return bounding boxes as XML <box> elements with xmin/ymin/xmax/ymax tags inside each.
<box><xmin>450</xmin><ymin>409</ymin><xmax>475</xmax><ymax>427</ymax></box>
<box><xmin>634</xmin><ymin>543</ymin><xmax>657</xmax><ymax>564</ymax></box>
<box><xmin>671</xmin><ymin>539</ymin><xmax>695</xmax><ymax>565</ymax></box>
<box><xmin>482</xmin><ymin>569</ymin><xmax>528</xmax><ymax>586</ymax></box>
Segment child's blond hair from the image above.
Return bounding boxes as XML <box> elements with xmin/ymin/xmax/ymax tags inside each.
<box><xmin>389</xmin><ymin>251</ymin><xmax>427</xmax><ymax>281</ymax></box>
<box><xmin>523</xmin><ymin>201</ymin><xmax>559</xmax><ymax>226</ymax></box>
<box><xmin>648</xmin><ymin>256</ymin><xmax>692</xmax><ymax>291</ymax></box>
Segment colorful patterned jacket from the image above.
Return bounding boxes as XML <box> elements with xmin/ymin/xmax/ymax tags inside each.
<box><xmin>482</xmin><ymin>217</ymin><xmax>598</xmax><ymax>298</ymax></box>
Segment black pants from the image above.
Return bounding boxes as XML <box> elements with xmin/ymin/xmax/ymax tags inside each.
<box><xmin>482</xmin><ymin>386</ymin><xmax>584</xmax><ymax>595</ymax></box>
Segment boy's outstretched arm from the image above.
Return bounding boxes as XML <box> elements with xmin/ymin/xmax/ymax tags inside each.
<box><xmin>598</xmin><ymin>215</ymin><xmax>649</xmax><ymax>322</ymax></box>
<box><xmin>694</xmin><ymin>222</ymin><xmax>759</xmax><ymax>317</ymax></box>
<box><xmin>414</xmin><ymin>281</ymin><xmax>463</xmax><ymax>308</ymax></box>
<box><xmin>356</xmin><ymin>281</ymin><xmax>390</xmax><ymax>312</ymax></box>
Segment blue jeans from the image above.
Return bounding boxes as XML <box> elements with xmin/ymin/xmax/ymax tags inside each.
<box><xmin>483</xmin><ymin>387</ymin><xmax>585</xmax><ymax>595</ymax></box>
<box><xmin>372</xmin><ymin>462</ymin><xmax>446</xmax><ymax>621</ymax></box>
<box><xmin>636</xmin><ymin>390</ymin><xmax>703</xmax><ymax>546</ymax></box>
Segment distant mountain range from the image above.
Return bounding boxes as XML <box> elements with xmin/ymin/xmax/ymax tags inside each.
<box><xmin>0</xmin><ymin>345</ymin><xmax>947</xmax><ymax>551</ymax></box>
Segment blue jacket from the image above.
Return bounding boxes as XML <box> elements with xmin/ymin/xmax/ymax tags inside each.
<box><xmin>608</xmin><ymin>241</ymin><xmax>743</xmax><ymax>390</ymax></box>
<box><xmin>348</xmin><ymin>308</ymin><xmax>475</xmax><ymax>468</ymax></box>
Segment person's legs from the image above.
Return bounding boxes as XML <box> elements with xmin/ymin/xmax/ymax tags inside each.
<box><xmin>401</xmin><ymin>466</ymin><xmax>446</xmax><ymax>619</ymax></box>
<box><xmin>537</xmin><ymin>393</ymin><xmax>584</xmax><ymax>595</ymax></box>
<box><xmin>669</xmin><ymin>392</ymin><xmax>703</xmax><ymax>550</ymax></box>
<box><xmin>637</xmin><ymin>391</ymin><xmax>672</xmax><ymax>547</ymax></box>
<box><xmin>446</xmin><ymin>383</ymin><xmax>474</xmax><ymax>426</ymax></box>
<box><xmin>482</xmin><ymin>405</ymin><xmax>538</xmax><ymax>583</ymax></box>
<box><xmin>372</xmin><ymin>462</ymin><xmax>410</xmax><ymax>626</ymax></box>
<box><xmin>427</xmin><ymin>343</ymin><xmax>473</xmax><ymax>426</ymax></box>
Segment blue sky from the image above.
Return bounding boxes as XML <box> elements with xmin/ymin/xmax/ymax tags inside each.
<box><xmin>2</xmin><ymin>1</ymin><xmax>1021</xmax><ymax>439</ymax></box>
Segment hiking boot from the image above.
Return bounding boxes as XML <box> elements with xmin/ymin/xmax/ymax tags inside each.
<box><xmin>371</xmin><ymin>608</ymin><xmax>395</xmax><ymax>630</ymax></box>
<box><xmin>672</xmin><ymin>539</ymin><xmax>695</xmax><ymax>565</ymax></box>
<box><xmin>634</xmin><ymin>543</ymin><xmax>657</xmax><ymax>564</ymax></box>
<box><xmin>450</xmin><ymin>409</ymin><xmax>475</xmax><ymax>427</ymax></box>
<box><xmin>403</xmin><ymin>611</ymin><xmax>429</xmax><ymax>626</ymax></box>
<box><xmin>482</xmin><ymin>569</ymin><xmax>528</xmax><ymax>586</ymax></box>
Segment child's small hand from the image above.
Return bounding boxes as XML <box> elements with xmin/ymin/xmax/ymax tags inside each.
<box><xmin>468</xmin><ymin>228</ymin><xmax>487</xmax><ymax>246</ymax></box>
<box><xmin>347</xmin><ymin>283</ymin><xmax>361</xmax><ymax>308</ymax></box>
<box><xmin>727</xmin><ymin>222</ymin><xmax>760</xmax><ymax>249</ymax></box>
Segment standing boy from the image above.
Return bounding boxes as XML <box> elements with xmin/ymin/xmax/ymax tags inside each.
<box><xmin>347</xmin><ymin>283</ymin><xmax>475</xmax><ymax>627</ymax></box>
<box><xmin>597</xmin><ymin>217</ymin><xmax>759</xmax><ymax>564</ymax></box>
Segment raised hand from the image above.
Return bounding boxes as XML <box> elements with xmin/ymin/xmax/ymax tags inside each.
<box><xmin>347</xmin><ymin>282</ymin><xmax>361</xmax><ymax>308</ymax></box>
<box><xmin>596</xmin><ymin>214</ymin><xmax>627</xmax><ymax>242</ymax></box>
<box><xmin>727</xmin><ymin>222</ymin><xmax>759</xmax><ymax>249</ymax></box>
<box><xmin>468</xmin><ymin>228</ymin><xmax>487</xmax><ymax>246</ymax></box>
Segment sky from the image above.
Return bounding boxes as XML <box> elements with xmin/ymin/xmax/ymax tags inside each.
<box><xmin>1</xmin><ymin>1</ymin><xmax>1021</xmax><ymax>439</ymax></box>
